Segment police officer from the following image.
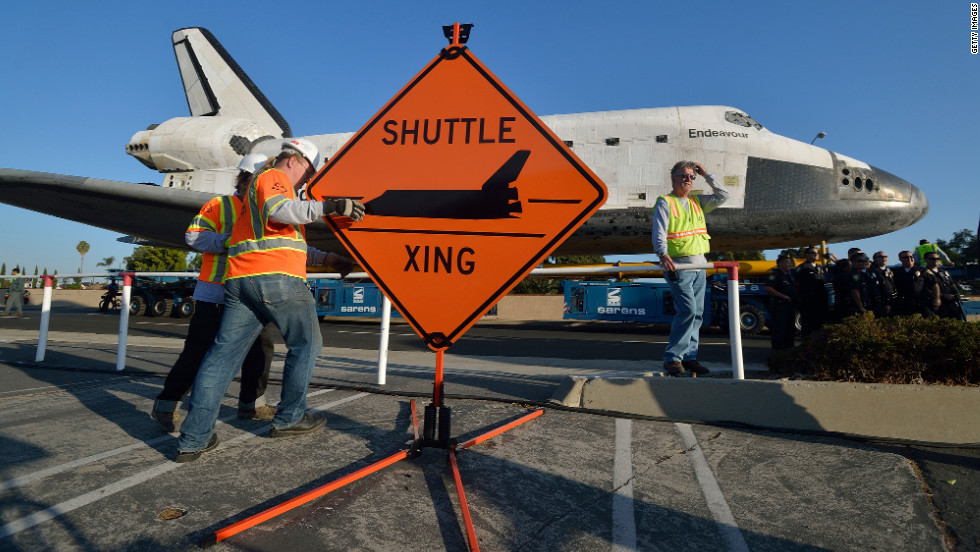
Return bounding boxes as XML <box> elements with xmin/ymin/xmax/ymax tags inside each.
<box><xmin>869</xmin><ymin>251</ymin><xmax>897</xmax><ymax>316</ymax></box>
<box><xmin>764</xmin><ymin>254</ymin><xmax>797</xmax><ymax>350</ymax></box>
<box><xmin>831</xmin><ymin>258</ymin><xmax>852</xmax><ymax>323</ymax></box>
<box><xmin>892</xmin><ymin>250</ymin><xmax>925</xmax><ymax>316</ymax></box>
<box><xmin>918</xmin><ymin>257</ymin><xmax>942</xmax><ymax>317</ymax></box>
<box><xmin>924</xmin><ymin>253</ymin><xmax>963</xmax><ymax>319</ymax></box>
<box><xmin>794</xmin><ymin>247</ymin><xmax>829</xmax><ymax>338</ymax></box>
<box><xmin>847</xmin><ymin>253</ymin><xmax>879</xmax><ymax>316</ymax></box>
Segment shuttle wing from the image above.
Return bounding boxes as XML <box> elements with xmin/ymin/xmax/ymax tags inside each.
<box><xmin>0</xmin><ymin>168</ymin><xmax>342</xmax><ymax>252</ymax></box>
<box><xmin>0</xmin><ymin>169</ymin><xmax>208</xmax><ymax>249</ymax></box>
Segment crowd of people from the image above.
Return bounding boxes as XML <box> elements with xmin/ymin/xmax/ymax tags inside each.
<box><xmin>762</xmin><ymin>240</ymin><xmax>964</xmax><ymax>351</ymax></box>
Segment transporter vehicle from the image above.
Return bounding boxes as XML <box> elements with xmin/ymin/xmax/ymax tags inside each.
<box><xmin>307</xmin><ymin>280</ymin><xmax>403</xmax><ymax>321</ymax></box>
<box><xmin>96</xmin><ymin>276</ymin><xmax>197</xmax><ymax>318</ymax></box>
<box><xmin>562</xmin><ymin>279</ymin><xmax>802</xmax><ymax>335</ymax></box>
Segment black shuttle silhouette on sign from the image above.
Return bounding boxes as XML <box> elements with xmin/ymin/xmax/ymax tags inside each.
<box><xmin>364</xmin><ymin>150</ymin><xmax>530</xmax><ymax>219</ymax></box>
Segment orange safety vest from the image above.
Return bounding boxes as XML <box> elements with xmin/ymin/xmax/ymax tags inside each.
<box><xmin>657</xmin><ymin>194</ymin><xmax>710</xmax><ymax>257</ymax></box>
<box><xmin>187</xmin><ymin>195</ymin><xmax>238</xmax><ymax>284</ymax></box>
<box><xmin>225</xmin><ymin>168</ymin><xmax>308</xmax><ymax>280</ymax></box>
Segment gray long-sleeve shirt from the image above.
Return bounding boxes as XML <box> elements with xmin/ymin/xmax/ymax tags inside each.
<box><xmin>651</xmin><ymin>173</ymin><xmax>729</xmax><ymax>266</ymax></box>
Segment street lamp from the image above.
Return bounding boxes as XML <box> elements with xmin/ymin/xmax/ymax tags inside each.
<box><xmin>810</xmin><ymin>132</ymin><xmax>827</xmax><ymax>145</ymax></box>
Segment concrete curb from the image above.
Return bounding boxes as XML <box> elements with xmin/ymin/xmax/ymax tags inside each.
<box><xmin>551</xmin><ymin>375</ymin><xmax>980</xmax><ymax>445</ymax></box>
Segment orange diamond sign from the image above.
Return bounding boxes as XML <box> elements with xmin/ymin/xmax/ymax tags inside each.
<box><xmin>308</xmin><ymin>43</ymin><xmax>607</xmax><ymax>350</ymax></box>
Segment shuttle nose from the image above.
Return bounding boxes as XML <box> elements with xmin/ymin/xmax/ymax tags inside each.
<box><xmin>870</xmin><ymin>164</ymin><xmax>929</xmax><ymax>224</ymax></box>
<box><xmin>907</xmin><ymin>182</ymin><xmax>929</xmax><ymax>223</ymax></box>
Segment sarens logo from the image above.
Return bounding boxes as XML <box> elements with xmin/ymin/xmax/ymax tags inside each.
<box><xmin>596</xmin><ymin>307</ymin><xmax>646</xmax><ymax>316</ymax></box>
<box><xmin>606</xmin><ymin>288</ymin><xmax>621</xmax><ymax>307</ymax></box>
<box><xmin>341</xmin><ymin>306</ymin><xmax>377</xmax><ymax>313</ymax></box>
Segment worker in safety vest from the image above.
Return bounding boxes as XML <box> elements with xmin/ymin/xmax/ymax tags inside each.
<box><xmin>151</xmin><ymin>153</ymin><xmax>277</xmax><ymax>433</ymax></box>
<box><xmin>176</xmin><ymin>139</ymin><xmax>364</xmax><ymax>463</ymax></box>
<box><xmin>914</xmin><ymin>239</ymin><xmax>952</xmax><ymax>267</ymax></box>
<box><xmin>652</xmin><ymin>161</ymin><xmax>729</xmax><ymax>377</ymax></box>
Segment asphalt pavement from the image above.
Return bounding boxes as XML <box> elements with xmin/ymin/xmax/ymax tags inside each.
<box><xmin>0</xmin><ymin>310</ymin><xmax>977</xmax><ymax>551</ymax></box>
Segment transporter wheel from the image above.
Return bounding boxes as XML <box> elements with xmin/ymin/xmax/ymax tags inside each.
<box><xmin>149</xmin><ymin>297</ymin><xmax>173</xmax><ymax>317</ymax></box>
<box><xmin>175</xmin><ymin>298</ymin><xmax>195</xmax><ymax>318</ymax></box>
<box><xmin>739</xmin><ymin>304</ymin><xmax>765</xmax><ymax>335</ymax></box>
<box><xmin>129</xmin><ymin>296</ymin><xmax>146</xmax><ymax>317</ymax></box>
<box><xmin>98</xmin><ymin>297</ymin><xmax>111</xmax><ymax>312</ymax></box>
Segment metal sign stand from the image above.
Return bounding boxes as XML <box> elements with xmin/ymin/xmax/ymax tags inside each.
<box><xmin>203</xmin><ymin>352</ymin><xmax>543</xmax><ymax>551</ymax></box>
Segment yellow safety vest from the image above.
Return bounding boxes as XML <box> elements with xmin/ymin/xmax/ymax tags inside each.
<box><xmin>915</xmin><ymin>243</ymin><xmax>938</xmax><ymax>266</ymax></box>
<box><xmin>657</xmin><ymin>194</ymin><xmax>710</xmax><ymax>257</ymax></box>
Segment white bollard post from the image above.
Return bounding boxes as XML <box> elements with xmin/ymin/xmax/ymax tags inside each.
<box><xmin>377</xmin><ymin>295</ymin><xmax>392</xmax><ymax>385</ymax></box>
<box><xmin>116</xmin><ymin>273</ymin><xmax>133</xmax><ymax>371</ymax></box>
<box><xmin>726</xmin><ymin>267</ymin><xmax>745</xmax><ymax>380</ymax></box>
<box><xmin>35</xmin><ymin>276</ymin><xmax>54</xmax><ymax>362</ymax></box>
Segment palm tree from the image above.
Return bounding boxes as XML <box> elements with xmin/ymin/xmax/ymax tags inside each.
<box><xmin>97</xmin><ymin>256</ymin><xmax>115</xmax><ymax>283</ymax></box>
<box><xmin>77</xmin><ymin>241</ymin><xmax>90</xmax><ymax>272</ymax></box>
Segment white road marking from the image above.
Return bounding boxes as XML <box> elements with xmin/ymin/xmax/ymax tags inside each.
<box><xmin>612</xmin><ymin>418</ymin><xmax>637</xmax><ymax>551</ymax></box>
<box><xmin>1</xmin><ymin>391</ymin><xmax>368</xmax><ymax>539</ymax></box>
<box><xmin>0</xmin><ymin>377</ymin><xmax>130</xmax><ymax>399</ymax></box>
<box><xmin>0</xmin><ymin>387</ymin><xmax>337</xmax><ymax>493</ymax></box>
<box><xmin>674</xmin><ymin>423</ymin><xmax>749</xmax><ymax>552</ymax></box>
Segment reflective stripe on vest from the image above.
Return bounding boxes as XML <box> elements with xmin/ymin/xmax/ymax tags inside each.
<box><xmin>658</xmin><ymin>194</ymin><xmax>710</xmax><ymax>257</ymax></box>
<box><xmin>188</xmin><ymin>195</ymin><xmax>236</xmax><ymax>284</ymax></box>
<box><xmin>225</xmin><ymin>168</ymin><xmax>308</xmax><ymax>280</ymax></box>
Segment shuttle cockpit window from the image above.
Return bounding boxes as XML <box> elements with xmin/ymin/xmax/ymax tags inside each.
<box><xmin>725</xmin><ymin>111</ymin><xmax>764</xmax><ymax>130</ymax></box>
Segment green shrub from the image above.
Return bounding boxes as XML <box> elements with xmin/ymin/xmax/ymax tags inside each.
<box><xmin>768</xmin><ymin>314</ymin><xmax>980</xmax><ymax>385</ymax></box>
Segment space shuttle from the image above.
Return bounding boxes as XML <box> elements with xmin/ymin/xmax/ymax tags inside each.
<box><xmin>0</xmin><ymin>27</ymin><xmax>928</xmax><ymax>257</ymax></box>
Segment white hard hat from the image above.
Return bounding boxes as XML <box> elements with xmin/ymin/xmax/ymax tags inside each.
<box><xmin>282</xmin><ymin>138</ymin><xmax>321</xmax><ymax>171</ymax></box>
<box><xmin>237</xmin><ymin>153</ymin><xmax>268</xmax><ymax>173</ymax></box>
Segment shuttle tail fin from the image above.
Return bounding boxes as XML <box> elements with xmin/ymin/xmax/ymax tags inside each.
<box><xmin>171</xmin><ymin>27</ymin><xmax>291</xmax><ymax>138</ymax></box>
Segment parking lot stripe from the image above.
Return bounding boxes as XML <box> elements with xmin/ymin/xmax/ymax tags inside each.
<box><xmin>0</xmin><ymin>388</ymin><xmax>337</xmax><ymax>493</ymax></box>
<box><xmin>674</xmin><ymin>423</ymin><xmax>749</xmax><ymax>552</ymax></box>
<box><xmin>0</xmin><ymin>391</ymin><xmax>366</xmax><ymax>539</ymax></box>
<box><xmin>612</xmin><ymin>418</ymin><xmax>637</xmax><ymax>551</ymax></box>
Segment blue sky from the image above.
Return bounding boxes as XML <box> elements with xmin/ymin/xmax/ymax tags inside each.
<box><xmin>1</xmin><ymin>1</ymin><xmax>977</xmax><ymax>276</ymax></box>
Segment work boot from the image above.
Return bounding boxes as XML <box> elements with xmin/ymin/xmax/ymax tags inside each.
<box><xmin>663</xmin><ymin>361</ymin><xmax>686</xmax><ymax>377</ymax></box>
<box><xmin>151</xmin><ymin>409</ymin><xmax>181</xmax><ymax>433</ymax></box>
<box><xmin>270</xmin><ymin>412</ymin><xmax>326</xmax><ymax>437</ymax></box>
<box><xmin>175</xmin><ymin>433</ymin><xmax>219</xmax><ymax>464</ymax></box>
<box><xmin>239</xmin><ymin>404</ymin><xmax>277</xmax><ymax>421</ymax></box>
<box><xmin>682</xmin><ymin>360</ymin><xmax>710</xmax><ymax>377</ymax></box>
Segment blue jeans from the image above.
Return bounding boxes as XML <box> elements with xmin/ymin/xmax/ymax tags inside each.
<box><xmin>177</xmin><ymin>276</ymin><xmax>322</xmax><ymax>452</ymax></box>
<box><xmin>664</xmin><ymin>269</ymin><xmax>706</xmax><ymax>363</ymax></box>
